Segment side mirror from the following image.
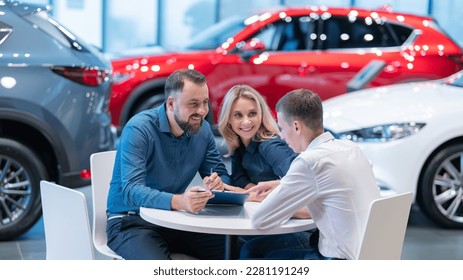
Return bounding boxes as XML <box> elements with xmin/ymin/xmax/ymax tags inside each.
<box><xmin>241</xmin><ymin>39</ymin><xmax>266</xmax><ymax>52</ymax></box>
<box><xmin>239</xmin><ymin>39</ymin><xmax>266</xmax><ymax>61</ymax></box>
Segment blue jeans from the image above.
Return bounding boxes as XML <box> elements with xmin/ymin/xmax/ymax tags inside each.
<box><xmin>107</xmin><ymin>215</ymin><xmax>225</xmax><ymax>260</ymax></box>
<box><xmin>239</xmin><ymin>229</ymin><xmax>314</xmax><ymax>259</ymax></box>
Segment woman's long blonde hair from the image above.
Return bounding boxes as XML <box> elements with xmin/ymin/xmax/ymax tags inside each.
<box><xmin>218</xmin><ymin>85</ymin><xmax>279</xmax><ymax>156</ymax></box>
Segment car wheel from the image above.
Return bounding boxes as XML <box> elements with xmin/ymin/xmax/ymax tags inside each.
<box><xmin>133</xmin><ymin>94</ymin><xmax>165</xmax><ymax>115</ymax></box>
<box><xmin>0</xmin><ymin>138</ymin><xmax>48</xmax><ymax>241</ymax></box>
<box><xmin>419</xmin><ymin>144</ymin><xmax>463</xmax><ymax>229</ymax></box>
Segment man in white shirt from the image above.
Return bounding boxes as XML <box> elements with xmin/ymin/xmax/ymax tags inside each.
<box><xmin>249</xmin><ymin>89</ymin><xmax>381</xmax><ymax>260</ymax></box>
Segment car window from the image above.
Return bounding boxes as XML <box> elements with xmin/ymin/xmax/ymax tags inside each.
<box><xmin>23</xmin><ymin>10</ymin><xmax>90</xmax><ymax>52</ymax></box>
<box><xmin>237</xmin><ymin>14</ymin><xmax>414</xmax><ymax>53</ymax></box>
<box><xmin>244</xmin><ymin>16</ymin><xmax>316</xmax><ymax>52</ymax></box>
<box><xmin>23</xmin><ymin>10</ymin><xmax>71</xmax><ymax>48</ymax></box>
<box><xmin>321</xmin><ymin>16</ymin><xmax>400</xmax><ymax>49</ymax></box>
<box><xmin>453</xmin><ymin>76</ymin><xmax>463</xmax><ymax>87</ymax></box>
<box><xmin>276</xmin><ymin>17</ymin><xmax>314</xmax><ymax>51</ymax></box>
<box><xmin>387</xmin><ymin>23</ymin><xmax>413</xmax><ymax>45</ymax></box>
<box><xmin>299</xmin><ymin>16</ymin><xmax>318</xmax><ymax>50</ymax></box>
<box><xmin>0</xmin><ymin>21</ymin><xmax>13</xmax><ymax>45</ymax></box>
<box><xmin>248</xmin><ymin>22</ymin><xmax>278</xmax><ymax>50</ymax></box>
<box><xmin>445</xmin><ymin>71</ymin><xmax>463</xmax><ymax>87</ymax></box>
<box><xmin>185</xmin><ymin>15</ymin><xmax>246</xmax><ymax>50</ymax></box>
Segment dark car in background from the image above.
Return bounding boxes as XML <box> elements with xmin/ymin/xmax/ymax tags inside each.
<box><xmin>109</xmin><ymin>6</ymin><xmax>463</xmax><ymax>133</ymax></box>
<box><xmin>0</xmin><ymin>0</ymin><xmax>115</xmax><ymax>240</ymax></box>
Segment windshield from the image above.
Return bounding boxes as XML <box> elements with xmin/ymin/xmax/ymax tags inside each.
<box><xmin>185</xmin><ymin>15</ymin><xmax>246</xmax><ymax>50</ymax></box>
<box><xmin>444</xmin><ymin>71</ymin><xmax>463</xmax><ymax>87</ymax></box>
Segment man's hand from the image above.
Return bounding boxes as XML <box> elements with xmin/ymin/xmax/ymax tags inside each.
<box><xmin>171</xmin><ymin>186</ymin><xmax>214</xmax><ymax>213</ymax></box>
<box><xmin>245</xmin><ymin>180</ymin><xmax>279</xmax><ymax>202</ymax></box>
<box><xmin>293</xmin><ymin>207</ymin><xmax>312</xmax><ymax>219</ymax></box>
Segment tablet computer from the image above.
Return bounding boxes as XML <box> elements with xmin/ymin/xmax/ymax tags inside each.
<box><xmin>207</xmin><ymin>191</ymin><xmax>249</xmax><ymax>206</ymax></box>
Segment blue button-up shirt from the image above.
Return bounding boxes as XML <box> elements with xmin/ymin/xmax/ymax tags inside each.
<box><xmin>231</xmin><ymin>136</ymin><xmax>297</xmax><ymax>188</ymax></box>
<box><xmin>107</xmin><ymin>103</ymin><xmax>231</xmax><ymax>213</ymax></box>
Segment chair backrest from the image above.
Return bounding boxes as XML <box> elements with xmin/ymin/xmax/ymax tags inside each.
<box><xmin>40</xmin><ymin>180</ymin><xmax>95</xmax><ymax>260</ymax></box>
<box><xmin>356</xmin><ymin>192</ymin><xmax>413</xmax><ymax>260</ymax></box>
<box><xmin>89</xmin><ymin>150</ymin><xmax>195</xmax><ymax>260</ymax></box>
<box><xmin>89</xmin><ymin>150</ymin><xmax>122</xmax><ymax>259</ymax></box>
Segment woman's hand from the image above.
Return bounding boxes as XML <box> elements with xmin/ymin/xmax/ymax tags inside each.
<box><xmin>223</xmin><ymin>184</ymin><xmax>246</xmax><ymax>193</ymax></box>
<box><xmin>203</xmin><ymin>172</ymin><xmax>224</xmax><ymax>191</ymax></box>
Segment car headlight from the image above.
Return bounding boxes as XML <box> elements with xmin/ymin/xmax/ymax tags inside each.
<box><xmin>337</xmin><ymin>122</ymin><xmax>426</xmax><ymax>142</ymax></box>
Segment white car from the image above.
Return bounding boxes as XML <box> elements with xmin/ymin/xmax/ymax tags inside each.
<box><xmin>323</xmin><ymin>70</ymin><xmax>463</xmax><ymax>229</ymax></box>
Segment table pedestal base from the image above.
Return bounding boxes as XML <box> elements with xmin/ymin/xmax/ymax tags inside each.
<box><xmin>225</xmin><ymin>235</ymin><xmax>239</xmax><ymax>260</ymax></box>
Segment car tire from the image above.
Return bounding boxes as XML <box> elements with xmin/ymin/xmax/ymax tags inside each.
<box><xmin>419</xmin><ymin>143</ymin><xmax>463</xmax><ymax>229</ymax></box>
<box><xmin>133</xmin><ymin>93</ymin><xmax>165</xmax><ymax>115</ymax></box>
<box><xmin>0</xmin><ymin>138</ymin><xmax>48</xmax><ymax>241</ymax></box>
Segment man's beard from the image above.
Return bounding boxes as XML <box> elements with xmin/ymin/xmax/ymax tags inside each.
<box><xmin>174</xmin><ymin>111</ymin><xmax>203</xmax><ymax>135</ymax></box>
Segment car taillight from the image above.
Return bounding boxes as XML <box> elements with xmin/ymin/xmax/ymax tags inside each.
<box><xmin>51</xmin><ymin>66</ymin><xmax>110</xmax><ymax>86</ymax></box>
<box><xmin>449</xmin><ymin>54</ymin><xmax>463</xmax><ymax>67</ymax></box>
<box><xmin>80</xmin><ymin>169</ymin><xmax>91</xmax><ymax>180</ymax></box>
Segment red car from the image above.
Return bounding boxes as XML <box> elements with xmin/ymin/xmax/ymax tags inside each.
<box><xmin>110</xmin><ymin>6</ymin><xmax>463</xmax><ymax>132</ymax></box>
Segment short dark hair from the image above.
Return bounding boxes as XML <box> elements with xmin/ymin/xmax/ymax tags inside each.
<box><xmin>165</xmin><ymin>69</ymin><xmax>206</xmax><ymax>98</ymax></box>
<box><xmin>276</xmin><ymin>89</ymin><xmax>323</xmax><ymax>131</ymax></box>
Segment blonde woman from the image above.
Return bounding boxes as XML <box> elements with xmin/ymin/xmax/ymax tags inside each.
<box><xmin>218</xmin><ymin>85</ymin><xmax>313</xmax><ymax>259</ymax></box>
<box><xmin>218</xmin><ymin>84</ymin><xmax>297</xmax><ymax>193</ymax></box>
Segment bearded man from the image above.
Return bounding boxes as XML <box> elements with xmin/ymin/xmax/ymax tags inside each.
<box><xmin>106</xmin><ymin>69</ymin><xmax>231</xmax><ymax>260</ymax></box>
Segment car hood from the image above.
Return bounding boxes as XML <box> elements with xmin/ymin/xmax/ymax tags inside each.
<box><xmin>323</xmin><ymin>80</ymin><xmax>463</xmax><ymax>132</ymax></box>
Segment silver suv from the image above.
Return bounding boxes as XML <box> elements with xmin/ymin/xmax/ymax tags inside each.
<box><xmin>0</xmin><ymin>0</ymin><xmax>115</xmax><ymax>240</ymax></box>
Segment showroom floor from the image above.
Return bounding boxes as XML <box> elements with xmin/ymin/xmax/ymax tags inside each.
<box><xmin>1</xmin><ymin>152</ymin><xmax>463</xmax><ymax>260</ymax></box>
<box><xmin>1</xmin><ymin>185</ymin><xmax>463</xmax><ymax>260</ymax></box>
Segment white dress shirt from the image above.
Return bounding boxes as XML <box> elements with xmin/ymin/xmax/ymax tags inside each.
<box><xmin>252</xmin><ymin>132</ymin><xmax>381</xmax><ymax>259</ymax></box>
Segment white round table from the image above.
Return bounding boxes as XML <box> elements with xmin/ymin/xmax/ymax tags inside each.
<box><xmin>140</xmin><ymin>202</ymin><xmax>315</xmax><ymax>259</ymax></box>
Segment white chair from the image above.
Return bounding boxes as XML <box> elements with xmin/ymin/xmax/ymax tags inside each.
<box><xmin>90</xmin><ymin>150</ymin><xmax>196</xmax><ymax>260</ymax></box>
<box><xmin>356</xmin><ymin>192</ymin><xmax>414</xmax><ymax>260</ymax></box>
<box><xmin>40</xmin><ymin>180</ymin><xmax>95</xmax><ymax>260</ymax></box>
<box><xmin>90</xmin><ymin>150</ymin><xmax>123</xmax><ymax>259</ymax></box>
